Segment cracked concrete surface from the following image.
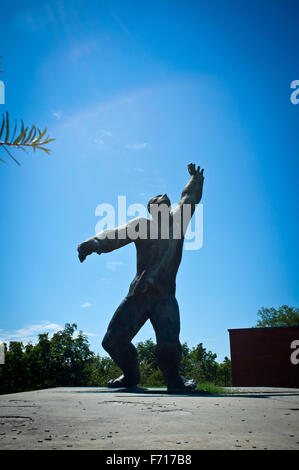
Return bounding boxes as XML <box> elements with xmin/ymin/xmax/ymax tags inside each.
<box><xmin>0</xmin><ymin>387</ymin><xmax>298</xmax><ymax>450</ymax></box>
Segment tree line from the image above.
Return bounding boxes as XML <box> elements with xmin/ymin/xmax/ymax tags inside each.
<box><xmin>2</xmin><ymin>305</ymin><xmax>297</xmax><ymax>395</ymax></box>
<box><xmin>0</xmin><ymin>323</ymin><xmax>231</xmax><ymax>394</ymax></box>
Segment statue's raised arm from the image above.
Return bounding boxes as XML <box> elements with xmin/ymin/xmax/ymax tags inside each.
<box><xmin>180</xmin><ymin>163</ymin><xmax>204</xmax><ymax>208</ymax></box>
<box><xmin>171</xmin><ymin>163</ymin><xmax>204</xmax><ymax>231</ymax></box>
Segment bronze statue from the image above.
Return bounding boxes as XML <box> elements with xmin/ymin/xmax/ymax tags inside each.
<box><xmin>78</xmin><ymin>163</ymin><xmax>204</xmax><ymax>391</ymax></box>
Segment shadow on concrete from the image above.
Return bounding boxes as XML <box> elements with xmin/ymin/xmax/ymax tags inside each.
<box><xmin>64</xmin><ymin>387</ymin><xmax>299</xmax><ymax>399</ymax></box>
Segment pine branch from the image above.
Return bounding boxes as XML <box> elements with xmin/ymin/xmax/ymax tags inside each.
<box><xmin>0</xmin><ymin>111</ymin><xmax>56</xmax><ymax>165</ymax></box>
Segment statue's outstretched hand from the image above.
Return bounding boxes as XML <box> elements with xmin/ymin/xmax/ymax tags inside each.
<box><xmin>78</xmin><ymin>238</ymin><xmax>100</xmax><ymax>263</ymax></box>
<box><xmin>188</xmin><ymin>163</ymin><xmax>204</xmax><ymax>179</ymax></box>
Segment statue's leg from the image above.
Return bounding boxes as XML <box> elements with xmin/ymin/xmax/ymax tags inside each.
<box><xmin>150</xmin><ymin>295</ymin><xmax>182</xmax><ymax>386</ymax></box>
<box><xmin>102</xmin><ymin>294</ymin><xmax>148</xmax><ymax>388</ymax></box>
<box><xmin>150</xmin><ymin>295</ymin><xmax>196</xmax><ymax>391</ymax></box>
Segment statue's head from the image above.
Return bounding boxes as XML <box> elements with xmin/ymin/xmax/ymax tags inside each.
<box><xmin>147</xmin><ymin>194</ymin><xmax>171</xmax><ymax>216</ymax></box>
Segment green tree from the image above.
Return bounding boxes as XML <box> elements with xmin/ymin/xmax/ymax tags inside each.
<box><xmin>0</xmin><ymin>323</ymin><xmax>96</xmax><ymax>394</ymax></box>
<box><xmin>188</xmin><ymin>343</ymin><xmax>218</xmax><ymax>383</ymax></box>
<box><xmin>23</xmin><ymin>335</ymin><xmax>53</xmax><ymax>390</ymax></box>
<box><xmin>137</xmin><ymin>339</ymin><xmax>158</xmax><ymax>370</ymax></box>
<box><xmin>87</xmin><ymin>355</ymin><xmax>122</xmax><ymax>386</ymax></box>
<box><xmin>255</xmin><ymin>305</ymin><xmax>299</xmax><ymax>328</ymax></box>
<box><xmin>2</xmin><ymin>342</ymin><xmax>26</xmax><ymax>393</ymax></box>
<box><xmin>49</xmin><ymin>323</ymin><xmax>94</xmax><ymax>386</ymax></box>
<box><xmin>136</xmin><ymin>338</ymin><xmax>164</xmax><ymax>386</ymax></box>
<box><xmin>179</xmin><ymin>342</ymin><xmax>193</xmax><ymax>379</ymax></box>
<box><xmin>216</xmin><ymin>356</ymin><xmax>232</xmax><ymax>386</ymax></box>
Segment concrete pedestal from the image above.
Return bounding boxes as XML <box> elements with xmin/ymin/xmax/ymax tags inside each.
<box><xmin>0</xmin><ymin>387</ymin><xmax>298</xmax><ymax>450</ymax></box>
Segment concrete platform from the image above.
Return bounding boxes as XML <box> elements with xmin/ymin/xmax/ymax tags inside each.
<box><xmin>0</xmin><ymin>387</ymin><xmax>298</xmax><ymax>450</ymax></box>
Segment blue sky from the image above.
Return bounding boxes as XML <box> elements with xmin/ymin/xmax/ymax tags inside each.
<box><xmin>0</xmin><ymin>0</ymin><xmax>298</xmax><ymax>362</ymax></box>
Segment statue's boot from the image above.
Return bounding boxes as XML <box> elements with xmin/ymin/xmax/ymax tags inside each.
<box><xmin>167</xmin><ymin>375</ymin><xmax>197</xmax><ymax>392</ymax></box>
<box><xmin>107</xmin><ymin>374</ymin><xmax>138</xmax><ymax>389</ymax></box>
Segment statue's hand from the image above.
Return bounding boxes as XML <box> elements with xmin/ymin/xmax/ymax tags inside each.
<box><xmin>78</xmin><ymin>238</ymin><xmax>100</xmax><ymax>263</ymax></box>
<box><xmin>188</xmin><ymin>163</ymin><xmax>197</xmax><ymax>176</ymax></box>
<box><xmin>188</xmin><ymin>163</ymin><xmax>204</xmax><ymax>180</ymax></box>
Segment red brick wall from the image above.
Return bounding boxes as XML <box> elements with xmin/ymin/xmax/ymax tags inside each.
<box><xmin>228</xmin><ymin>327</ymin><xmax>299</xmax><ymax>387</ymax></box>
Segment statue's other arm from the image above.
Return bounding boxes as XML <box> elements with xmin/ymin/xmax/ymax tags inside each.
<box><xmin>77</xmin><ymin>218</ymin><xmax>142</xmax><ymax>263</ymax></box>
